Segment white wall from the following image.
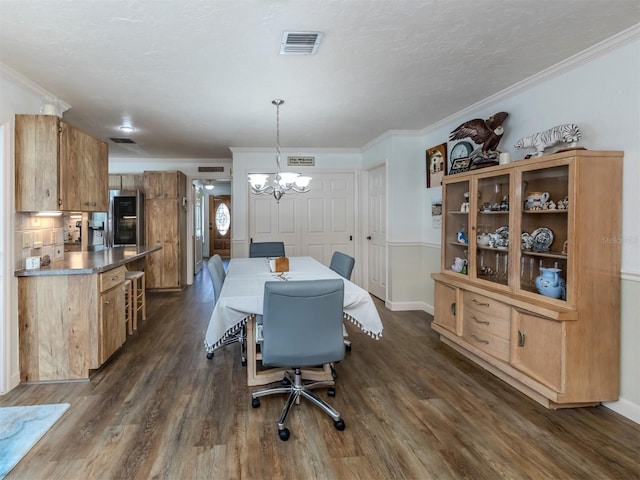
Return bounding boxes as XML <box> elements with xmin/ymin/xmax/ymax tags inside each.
<box><xmin>363</xmin><ymin>30</ymin><xmax>640</xmax><ymax>421</ymax></box>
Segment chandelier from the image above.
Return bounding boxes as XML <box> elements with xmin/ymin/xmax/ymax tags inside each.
<box><xmin>248</xmin><ymin>99</ymin><xmax>312</xmax><ymax>203</ymax></box>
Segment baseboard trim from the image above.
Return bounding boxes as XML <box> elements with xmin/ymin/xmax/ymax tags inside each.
<box><xmin>602</xmin><ymin>398</ymin><xmax>640</xmax><ymax>425</ymax></box>
<box><xmin>386</xmin><ymin>300</ymin><xmax>433</xmax><ymax>315</ymax></box>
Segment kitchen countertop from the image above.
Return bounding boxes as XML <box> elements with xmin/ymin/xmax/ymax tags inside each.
<box><xmin>15</xmin><ymin>245</ymin><xmax>162</xmax><ymax>276</ymax></box>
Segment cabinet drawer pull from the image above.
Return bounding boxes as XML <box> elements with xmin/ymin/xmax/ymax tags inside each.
<box><xmin>471</xmin><ymin>297</ymin><xmax>490</xmax><ymax>307</ymax></box>
<box><xmin>104</xmin><ymin>300</ymin><xmax>111</xmax><ymax>305</ymax></box>
<box><xmin>84</xmin><ymin>201</ymin><xmax>97</xmax><ymax>206</ymax></box>
<box><xmin>111</xmin><ymin>275</ymin><xmax>119</xmax><ymax>281</ymax></box>
<box><xmin>470</xmin><ymin>333</ymin><xmax>489</xmax><ymax>344</ymax></box>
<box><xmin>471</xmin><ymin>315</ymin><xmax>489</xmax><ymax>325</ymax></box>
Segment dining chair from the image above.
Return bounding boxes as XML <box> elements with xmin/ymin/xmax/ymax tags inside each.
<box><xmin>329</xmin><ymin>251</ymin><xmax>355</xmax><ymax>280</ymax></box>
<box><xmin>206</xmin><ymin>255</ymin><xmax>246</xmax><ymax>366</ymax></box>
<box><xmin>329</xmin><ymin>251</ymin><xmax>355</xmax><ymax>351</ymax></box>
<box><xmin>249</xmin><ymin>241</ymin><xmax>285</xmax><ymax>258</ymax></box>
<box><xmin>251</xmin><ymin>279</ymin><xmax>346</xmax><ymax>441</ymax></box>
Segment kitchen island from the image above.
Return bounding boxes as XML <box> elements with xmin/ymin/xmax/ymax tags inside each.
<box><xmin>16</xmin><ymin>245</ymin><xmax>161</xmax><ymax>382</ymax></box>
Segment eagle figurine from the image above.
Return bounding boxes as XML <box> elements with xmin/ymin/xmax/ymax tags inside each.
<box><xmin>449</xmin><ymin>112</ymin><xmax>509</xmax><ymax>155</ymax></box>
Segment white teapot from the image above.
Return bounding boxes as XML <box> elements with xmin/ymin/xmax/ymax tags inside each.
<box><xmin>451</xmin><ymin>257</ymin><xmax>467</xmax><ymax>273</ymax></box>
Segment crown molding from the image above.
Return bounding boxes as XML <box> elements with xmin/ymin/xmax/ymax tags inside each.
<box><xmin>0</xmin><ymin>62</ymin><xmax>71</xmax><ymax>113</ymax></box>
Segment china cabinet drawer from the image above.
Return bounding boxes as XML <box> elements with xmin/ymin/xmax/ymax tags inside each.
<box><xmin>99</xmin><ymin>266</ymin><xmax>126</xmax><ymax>292</ymax></box>
<box><xmin>462</xmin><ymin>320</ymin><xmax>510</xmax><ymax>362</ymax></box>
<box><xmin>462</xmin><ymin>292</ymin><xmax>510</xmax><ymax>336</ymax></box>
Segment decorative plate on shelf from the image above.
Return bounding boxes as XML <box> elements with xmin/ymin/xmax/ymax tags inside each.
<box><xmin>531</xmin><ymin>227</ymin><xmax>554</xmax><ymax>252</ymax></box>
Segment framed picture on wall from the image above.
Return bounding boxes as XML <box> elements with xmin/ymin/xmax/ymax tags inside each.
<box><xmin>426</xmin><ymin>143</ymin><xmax>447</xmax><ymax>188</ymax></box>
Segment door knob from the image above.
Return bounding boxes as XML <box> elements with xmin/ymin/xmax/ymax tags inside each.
<box><xmin>367</xmin><ymin>236</ymin><xmax>372</xmax><ymax>240</ymax></box>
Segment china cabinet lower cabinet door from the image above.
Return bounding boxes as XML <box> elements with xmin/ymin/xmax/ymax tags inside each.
<box><xmin>510</xmin><ymin>309</ymin><xmax>563</xmax><ymax>393</ymax></box>
<box><xmin>433</xmin><ymin>282</ymin><xmax>458</xmax><ymax>334</ymax></box>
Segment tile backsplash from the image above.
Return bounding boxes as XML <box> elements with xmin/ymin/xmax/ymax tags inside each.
<box><xmin>14</xmin><ymin>213</ymin><xmax>64</xmax><ymax>271</ymax></box>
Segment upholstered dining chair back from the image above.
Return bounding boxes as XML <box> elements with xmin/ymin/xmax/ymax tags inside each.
<box><xmin>261</xmin><ymin>279</ymin><xmax>345</xmax><ymax>367</ymax></box>
<box><xmin>329</xmin><ymin>251</ymin><xmax>355</xmax><ymax>280</ymax></box>
<box><xmin>249</xmin><ymin>241</ymin><xmax>285</xmax><ymax>258</ymax></box>
<box><xmin>208</xmin><ymin>255</ymin><xmax>225</xmax><ymax>304</ymax></box>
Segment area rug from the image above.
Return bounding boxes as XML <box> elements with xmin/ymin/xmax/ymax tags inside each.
<box><xmin>0</xmin><ymin>403</ymin><xmax>70</xmax><ymax>479</ymax></box>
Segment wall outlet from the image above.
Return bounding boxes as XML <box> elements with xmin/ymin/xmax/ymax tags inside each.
<box><xmin>54</xmin><ymin>245</ymin><xmax>64</xmax><ymax>260</ymax></box>
<box><xmin>22</xmin><ymin>231</ymin><xmax>33</xmax><ymax>249</ymax></box>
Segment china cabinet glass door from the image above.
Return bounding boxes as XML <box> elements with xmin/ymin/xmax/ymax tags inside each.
<box><xmin>443</xmin><ymin>179</ymin><xmax>470</xmax><ymax>276</ymax></box>
<box><xmin>475</xmin><ymin>173</ymin><xmax>511</xmax><ymax>286</ymax></box>
<box><xmin>518</xmin><ymin>164</ymin><xmax>569</xmax><ymax>302</ymax></box>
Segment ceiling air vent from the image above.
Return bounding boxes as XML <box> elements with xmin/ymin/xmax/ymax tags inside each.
<box><xmin>110</xmin><ymin>137</ymin><xmax>136</xmax><ymax>144</ymax></box>
<box><xmin>280</xmin><ymin>31</ymin><xmax>323</xmax><ymax>55</ymax></box>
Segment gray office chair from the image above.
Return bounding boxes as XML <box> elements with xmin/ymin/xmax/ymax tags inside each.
<box><xmin>249</xmin><ymin>241</ymin><xmax>285</xmax><ymax>258</ymax></box>
<box><xmin>329</xmin><ymin>251</ymin><xmax>355</xmax><ymax>351</ymax></box>
<box><xmin>251</xmin><ymin>279</ymin><xmax>346</xmax><ymax>441</ymax></box>
<box><xmin>206</xmin><ymin>255</ymin><xmax>246</xmax><ymax>366</ymax></box>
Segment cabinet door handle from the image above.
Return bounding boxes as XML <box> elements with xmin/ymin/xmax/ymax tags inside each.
<box><xmin>45</xmin><ymin>189</ymin><xmax>51</xmax><ymax>197</ymax></box>
<box><xmin>111</xmin><ymin>275</ymin><xmax>119</xmax><ymax>281</ymax></box>
<box><xmin>518</xmin><ymin>330</ymin><xmax>526</xmax><ymax>347</ymax></box>
<box><xmin>470</xmin><ymin>333</ymin><xmax>489</xmax><ymax>344</ymax></box>
<box><xmin>450</xmin><ymin>302</ymin><xmax>456</xmax><ymax>316</ymax></box>
<box><xmin>471</xmin><ymin>297</ymin><xmax>490</xmax><ymax>307</ymax></box>
<box><xmin>104</xmin><ymin>300</ymin><xmax>111</xmax><ymax>305</ymax></box>
<box><xmin>471</xmin><ymin>315</ymin><xmax>489</xmax><ymax>325</ymax></box>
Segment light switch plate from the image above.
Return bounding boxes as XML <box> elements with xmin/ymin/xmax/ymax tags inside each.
<box><xmin>54</xmin><ymin>245</ymin><xmax>64</xmax><ymax>260</ymax></box>
<box><xmin>33</xmin><ymin>231</ymin><xmax>43</xmax><ymax>248</ymax></box>
<box><xmin>22</xmin><ymin>231</ymin><xmax>33</xmax><ymax>249</ymax></box>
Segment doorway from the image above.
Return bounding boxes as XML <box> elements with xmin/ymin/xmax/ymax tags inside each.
<box><xmin>209</xmin><ymin>195</ymin><xmax>231</xmax><ymax>258</ymax></box>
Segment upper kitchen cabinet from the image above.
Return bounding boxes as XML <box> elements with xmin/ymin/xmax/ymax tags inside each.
<box><xmin>15</xmin><ymin>114</ymin><xmax>108</xmax><ymax>212</ymax></box>
<box><xmin>144</xmin><ymin>170</ymin><xmax>184</xmax><ymax>199</ymax></box>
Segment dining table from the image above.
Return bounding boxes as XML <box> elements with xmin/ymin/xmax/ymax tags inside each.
<box><xmin>204</xmin><ymin>256</ymin><xmax>383</xmax><ymax>385</ymax></box>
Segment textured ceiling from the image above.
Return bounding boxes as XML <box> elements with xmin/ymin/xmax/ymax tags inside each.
<box><xmin>1</xmin><ymin>0</ymin><xmax>638</xmax><ymax>159</ymax></box>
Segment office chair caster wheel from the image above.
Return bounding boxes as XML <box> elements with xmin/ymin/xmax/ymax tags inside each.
<box><xmin>278</xmin><ymin>428</ymin><xmax>290</xmax><ymax>441</ymax></box>
<box><xmin>330</xmin><ymin>366</ymin><xmax>337</xmax><ymax>379</ymax></box>
<box><xmin>206</xmin><ymin>352</ymin><xmax>214</xmax><ymax>360</ymax></box>
<box><xmin>334</xmin><ymin>419</ymin><xmax>345</xmax><ymax>431</ymax></box>
<box><xmin>328</xmin><ymin>387</ymin><xmax>336</xmax><ymax>397</ymax></box>
<box><xmin>251</xmin><ymin>398</ymin><xmax>260</xmax><ymax>408</ymax></box>
<box><xmin>345</xmin><ymin>344</ymin><xmax>352</xmax><ymax>352</ymax></box>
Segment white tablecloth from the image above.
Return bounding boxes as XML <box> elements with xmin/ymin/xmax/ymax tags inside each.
<box><xmin>204</xmin><ymin>256</ymin><xmax>383</xmax><ymax>351</ymax></box>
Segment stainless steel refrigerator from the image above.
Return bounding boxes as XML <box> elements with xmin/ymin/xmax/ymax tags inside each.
<box><xmin>107</xmin><ymin>190</ymin><xmax>145</xmax><ymax>247</ymax></box>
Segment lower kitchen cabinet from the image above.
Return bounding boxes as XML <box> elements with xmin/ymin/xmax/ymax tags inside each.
<box><xmin>18</xmin><ymin>266</ymin><xmax>126</xmax><ymax>382</ymax></box>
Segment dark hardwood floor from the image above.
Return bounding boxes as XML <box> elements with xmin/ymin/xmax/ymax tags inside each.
<box><xmin>2</xmin><ymin>270</ymin><xmax>638</xmax><ymax>479</ymax></box>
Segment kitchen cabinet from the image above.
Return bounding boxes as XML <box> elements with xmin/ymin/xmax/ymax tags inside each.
<box><xmin>432</xmin><ymin>150</ymin><xmax>623</xmax><ymax>408</ymax></box>
<box><xmin>15</xmin><ymin>114</ymin><xmax>108</xmax><ymax>212</ymax></box>
<box><xmin>144</xmin><ymin>171</ymin><xmax>187</xmax><ymax>290</ymax></box>
<box><xmin>109</xmin><ymin>173</ymin><xmax>144</xmax><ymax>191</ymax></box>
<box><xmin>18</xmin><ymin>266</ymin><xmax>126</xmax><ymax>381</ymax></box>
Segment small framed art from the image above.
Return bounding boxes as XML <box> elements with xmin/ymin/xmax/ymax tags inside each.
<box><xmin>426</xmin><ymin>143</ymin><xmax>447</xmax><ymax>188</ymax></box>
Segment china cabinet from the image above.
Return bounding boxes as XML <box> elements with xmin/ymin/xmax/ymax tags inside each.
<box><xmin>144</xmin><ymin>171</ymin><xmax>187</xmax><ymax>290</ymax></box>
<box><xmin>432</xmin><ymin>150</ymin><xmax>623</xmax><ymax>408</ymax></box>
<box><xmin>15</xmin><ymin>114</ymin><xmax>108</xmax><ymax>212</ymax></box>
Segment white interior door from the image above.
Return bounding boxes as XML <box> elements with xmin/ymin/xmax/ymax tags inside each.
<box><xmin>249</xmin><ymin>172</ymin><xmax>355</xmax><ymax>266</ymax></box>
<box><xmin>367</xmin><ymin>164</ymin><xmax>386</xmax><ymax>300</ymax></box>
